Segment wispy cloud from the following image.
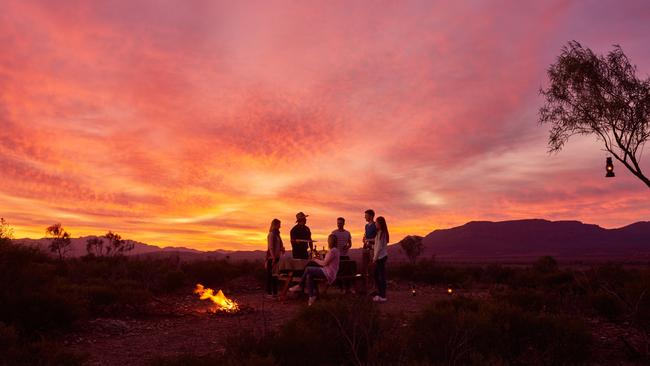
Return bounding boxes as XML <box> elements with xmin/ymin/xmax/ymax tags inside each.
<box><xmin>1</xmin><ymin>0</ymin><xmax>649</xmax><ymax>250</ymax></box>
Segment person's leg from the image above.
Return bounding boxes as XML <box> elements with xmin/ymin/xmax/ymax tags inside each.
<box><xmin>377</xmin><ymin>257</ymin><xmax>387</xmax><ymax>298</ymax></box>
<box><xmin>373</xmin><ymin>259</ymin><xmax>381</xmax><ymax>296</ymax></box>
<box><xmin>339</xmin><ymin>256</ymin><xmax>352</xmax><ymax>293</ymax></box>
<box><xmin>306</xmin><ymin>267</ymin><xmax>326</xmax><ymax>298</ymax></box>
<box><xmin>266</xmin><ymin>259</ymin><xmax>274</xmax><ymax>295</ymax></box>
<box><xmin>271</xmin><ymin>258</ymin><xmax>279</xmax><ymax>295</ymax></box>
<box><xmin>361</xmin><ymin>250</ymin><xmax>368</xmax><ymax>293</ymax></box>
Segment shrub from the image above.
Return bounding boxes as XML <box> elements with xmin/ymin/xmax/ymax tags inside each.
<box><xmin>534</xmin><ymin>256</ymin><xmax>559</xmax><ymax>273</ymax></box>
<box><xmin>149</xmin><ymin>353</ymin><xmax>277</xmax><ymax>366</ymax></box>
<box><xmin>589</xmin><ymin>290</ymin><xmax>624</xmax><ymax>320</ymax></box>
<box><xmin>405</xmin><ymin>297</ymin><xmax>592</xmax><ymax>365</ymax></box>
<box><xmin>272</xmin><ymin>298</ymin><xmax>381</xmax><ymax>366</ymax></box>
<box><xmin>0</xmin><ymin>322</ymin><xmax>86</xmax><ymax>366</ymax></box>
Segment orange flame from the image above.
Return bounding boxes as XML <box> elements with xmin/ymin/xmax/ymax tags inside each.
<box><xmin>194</xmin><ymin>283</ymin><xmax>240</xmax><ymax>313</ymax></box>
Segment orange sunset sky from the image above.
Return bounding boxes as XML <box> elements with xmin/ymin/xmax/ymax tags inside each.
<box><xmin>1</xmin><ymin>0</ymin><xmax>649</xmax><ymax>251</ymax></box>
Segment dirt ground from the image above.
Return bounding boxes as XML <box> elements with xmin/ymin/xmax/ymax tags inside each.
<box><xmin>65</xmin><ymin>279</ymin><xmax>647</xmax><ymax>366</ymax></box>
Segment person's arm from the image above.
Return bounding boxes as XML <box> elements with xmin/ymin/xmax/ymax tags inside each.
<box><xmin>372</xmin><ymin>233</ymin><xmax>383</xmax><ymax>262</ymax></box>
<box><xmin>346</xmin><ymin>233</ymin><xmax>352</xmax><ymax>251</ymax></box>
<box><xmin>315</xmin><ymin>249</ymin><xmax>336</xmax><ymax>266</ymax></box>
<box><xmin>267</xmin><ymin>233</ymin><xmax>275</xmax><ymax>261</ymax></box>
<box><xmin>307</xmin><ymin>227</ymin><xmax>313</xmax><ymax>252</ymax></box>
<box><xmin>279</xmin><ymin>235</ymin><xmax>285</xmax><ymax>255</ymax></box>
<box><xmin>289</xmin><ymin>227</ymin><xmax>296</xmax><ymax>245</ymax></box>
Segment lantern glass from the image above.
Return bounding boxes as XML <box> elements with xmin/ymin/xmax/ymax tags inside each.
<box><xmin>605</xmin><ymin>157</ymin><xmax>615</xmax><ymax>178</ymax></box>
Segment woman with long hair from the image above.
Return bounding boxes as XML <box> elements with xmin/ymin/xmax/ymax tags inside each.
<box><xmin>266</xmin><ymin>218</ymin><xmax>285</xmax><ymax>299</ymax></box>
<box><xmin>373</xmin><ymin>216</ymin><xmax>389</xmax><ymax>302</ymax></box>
<box><xmin>289</xmin><ymin>234</ymin><xmax>340</xmax><ymax>306</ymax></box>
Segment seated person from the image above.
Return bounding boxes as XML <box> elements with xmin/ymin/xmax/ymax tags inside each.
<box><xmin>289</xmin><ymin>234</ymin><xmax>340</xmax><ymax>306</ymax></box>
<box><xmin>290</xmin><ymin>211</ymin><xmax>312</xmax><ymax>259</ymax></box>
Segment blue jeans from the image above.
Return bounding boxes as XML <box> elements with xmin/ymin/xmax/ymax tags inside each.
<box><xmin>299</xmin><ymin>266</ymin><xmax>326</xmax><ymax>297</ymax></box>
<box><xmin>374</xmin><ymin>256</ymin><xmax>387</xmax><ymax>298</ymax></box>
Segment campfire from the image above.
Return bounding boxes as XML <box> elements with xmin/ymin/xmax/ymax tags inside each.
<box><xmin>194</xmin><ymin>284</ymin><xmax>240</xmax><ymax>313</ymax></box>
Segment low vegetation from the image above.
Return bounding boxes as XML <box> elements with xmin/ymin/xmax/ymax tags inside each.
<box><xmin>0</xmin><ymin>230</ymin><xmax>648</xmax><ymax>365</ymax></box>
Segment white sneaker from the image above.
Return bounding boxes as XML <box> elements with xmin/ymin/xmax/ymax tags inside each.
<box><xmin>289</xmin><ymin>285</ymin><xmax>302</xmax><ymax>293</ymax></box>
<box><xmin>372</xmin><ymin>295</ymin><xmax>387</xmax><ymax>302</ymax></box>
<box><xmin>308</xmin><ymin>296</ymin><xmax>316</xmax><ymax>306</ymax></box>
<box><xmin>372</xmin><ymin>295</ymin><xmax>380</xmax><ymax>302</ymax></box>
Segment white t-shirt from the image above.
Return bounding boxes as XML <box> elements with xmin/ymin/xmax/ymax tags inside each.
<box><xmin>331</xmin><ymin>229</ymin><xmax>352</xmax><ymax>256</ymax></box>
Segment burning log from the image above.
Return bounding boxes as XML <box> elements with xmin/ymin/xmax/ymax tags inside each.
<box><xmin>194</xmin><ymin>284</ymin><xmax>240</xmax><ymax>313</ymax></box>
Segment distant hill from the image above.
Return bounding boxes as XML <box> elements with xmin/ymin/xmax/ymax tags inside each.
<box><xmin>11</xmin><ymin>236</ymin><xmax>203</xmax><ymax>258</ymax></box>
<box><xmin>11</xmin><ymin>236</ymin><xmax>266</xmax><ymax>262</ymax></box>
<box><xmin>398</xmin><ymin>219</ymin><xmax>650</xmax><ymax>261</ymax></box>
<box><xmin>12</xmin><ymin>219</ymin><xmax>650</xmax><ymax>262</ymax></box>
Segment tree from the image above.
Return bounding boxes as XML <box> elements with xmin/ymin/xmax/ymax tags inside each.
<box><xmin>87</xmin><ymin>231</ymin><xmax>134</xmax><ymax>257</ymax></box>
<box><xmin>85</xmin><ymin>236</ymin><xmax>105</xmax><ymax>257</ymax></box>
<box><xmin>0</xmin><ymin>218</ymin><xmax>14</xmax><ymax>245</ymax></box>
<box><xmin>399</xmin><ymin>235</ymin><xmax>424</xmax><ymax>264</ymax></box>
<box><xmin>46</xmin><ymin>223</ymin><xmax>71</xmax><ymax>260</ymax></box>
<box><xmin>539</xmin><ymin>41</ymin><xmax>650</xmax><ymax>188</ymax></box>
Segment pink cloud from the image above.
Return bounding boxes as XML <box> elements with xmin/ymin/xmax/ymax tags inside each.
<box><xmin>1</xmin><ymin>0</ymin><xmax>649</xmax><ymax>249</ymax></box>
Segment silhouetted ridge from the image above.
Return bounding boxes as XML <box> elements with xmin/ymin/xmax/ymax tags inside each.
<box><xmin>414</xmin><ymin>219</ymin><xmax>649</xmax><ymax>259</ymax></box>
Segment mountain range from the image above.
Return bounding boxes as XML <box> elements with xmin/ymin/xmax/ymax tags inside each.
<box><xmin>12</xmin><ymin>219</ymin><xmax>650</xmax><ymax>262</ymax></box>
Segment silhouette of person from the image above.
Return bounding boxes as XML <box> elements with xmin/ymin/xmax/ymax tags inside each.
<box><xmin>265</xmin><ymin>218</ymin><xmax>284</xmax><ymax>298</ymax></box>
<box><xmin>290</xmin><ymin>212</ymin><xmax>312</xmax><ymax>259</ymax></box>
<box><xmin>332</xmin><ymin>217</ymin><xmax>353</xmax><ymax>293</ymax></box>
<box><xmin>361</xmin><ymin>209</ymin><xmax>376</xmax><ymax>291</ymax></box>
<box><xmin>373</xmin><ymin>216</ymin><xmax>389</xmax><ymax>302</ymax></box>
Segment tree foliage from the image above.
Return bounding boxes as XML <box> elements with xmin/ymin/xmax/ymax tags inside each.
<box><xmin>399</xmin><ymin>235</ymin><xmax>424</xmax><ymax>264</ymax></box>
<box><xmin>539</xmin><ymin>41</ymin><xmax>650</xmax><ymax>188</ymax></box>
<box><xmin>86</xmin><ymin>231</ymin><xmax>134</xmax><ymax>257</ymax></box>
<box><xmin>0</xmin><ymin>218</ymin><xmax>13</xmax><ymax>244</ymax></box>
<box><xmin>46</xmin><ymin>223</ymin><xmax>71</xmax><ymax>260</ymax></box>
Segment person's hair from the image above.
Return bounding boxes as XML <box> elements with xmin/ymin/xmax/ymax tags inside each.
<box><xmin>365</xmin><ymin>209</ymin><xmax>375</xmax><ymax>218</ymax></box>
<box><xmin>337</xmin><ymin>217</ymin><xmax>345</xmax><ymax>222</ymax></box>
<box><xmin>327</xmin><ymin>234</ymin><xmax>338</xmax><ymax>248</ymax></box>
<box><xmin>269</xmin><ymin>218</ymin><xmax>281</xmax><ymax>232</ymax></box>
<box><xmin>376</xmin><ymin>216</ymin><xmax>389</xmax><ymax>243</ymax></box>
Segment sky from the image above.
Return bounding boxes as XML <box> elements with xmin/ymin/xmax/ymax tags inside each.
<box><xmin>1</xmin><ymin>0</ymin><xmax>649</xmax><ymax>251</ymax></box>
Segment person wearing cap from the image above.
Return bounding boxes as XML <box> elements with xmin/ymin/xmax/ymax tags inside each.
<box><xmin>290</xmin><ymin>212</ymin><xmax>312</xmax><ymax>259</ymax></box>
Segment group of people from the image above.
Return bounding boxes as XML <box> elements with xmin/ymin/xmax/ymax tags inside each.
<box><xmin>265</xmin><ymin>209</ymin><xmax>389</xmax><ymax>306</ymax></box>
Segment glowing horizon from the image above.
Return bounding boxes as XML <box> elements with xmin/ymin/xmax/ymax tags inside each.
<box><xmin>2</xmin><ymin>1</ymin><xmax>649</xmax><ymax>251</ymax></box>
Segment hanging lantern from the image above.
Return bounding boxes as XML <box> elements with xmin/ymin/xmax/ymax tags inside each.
<box><xmin>605</xmin><ymin>157</ymin><xmax>615</xmax><ymax>178</ymax></box>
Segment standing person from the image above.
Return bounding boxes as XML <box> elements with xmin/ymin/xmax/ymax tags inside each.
<box><xmin>362</xmin><ymin>209</ymin><xmax>377</xmax><ymax>292</ymax></box>
<box><xmin>266</xmin><ymin>219</ymin><xmax>285</xmax><ymax>299</ymax></box>
<box><xmin>290</xmin><ymin>212</ymin><xmax>312</xmax><ymax>259</ymax></box>
<box><xmin>331</xmin><ymin>217</ymin><xmax>352</xmax><ymax>259</ymax></box>
<box><xmin>289</xmin><ymin>234</ymin><xmax>340</xmax><ymax>306</ymax></box>
<box><xmin>331</xmin><ymin>217</ymin><xmax>353</xmax><ymax>293</ymax></box>
<box><xmin>373</xmin><ymin>216</ymin><xmax>389</xmax><ymax>302</ymax></box>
